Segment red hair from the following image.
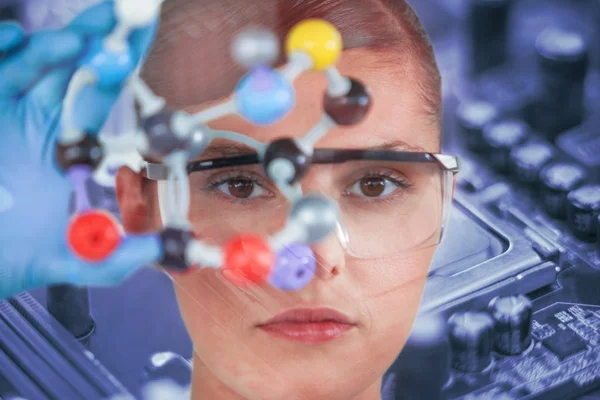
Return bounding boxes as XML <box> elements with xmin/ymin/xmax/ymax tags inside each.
<box><xmin>142</xmin><ymin>0</ymin><xmax>441</xmax><ymax>124</ymax></box>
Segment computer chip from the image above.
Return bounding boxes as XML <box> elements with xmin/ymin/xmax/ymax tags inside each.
<box><xmin>542</xmin><ymin>327</ymin><xmax>587</xmax><ymax>360</ymax></box>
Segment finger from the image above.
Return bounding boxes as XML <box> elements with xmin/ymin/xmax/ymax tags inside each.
<box><xmin>61</xmin><ymin>20</ymin><xmax>159</xmax><ymax>128</ymax></box>
<box><xmin>65</xmin><ymin>1</ymin><xmax>117</xmax><ymax>37</ymax></box>
<box><xmin>27</xmin><ymin>66</ymin><xmax>77</xmax><ymax>115</ymax></box>
<box><xmin>0</xmin><ymin>30</ymin><xmax>83</xmax><ymax>98</ymax></box>
<box><xmin>71</xmin><ymin>83</ymin><xmax>122</xmax><ymax>134</ymax></box>
<box><xmin>57</xmin><ymin>7</ymin><xmax>160</xmax><ymax>132</ymax></box>
<box><xmin>18</xmin><ymin>1</ymin><xmax>119</xmax><ymax>111</ymax></box>
<box><xmin>0</xmin><ymin>21</ymin><xmax>25</xmax><ymax>52</ymax></box>
<box><xmin>62</xmin><ymin>233</ymin><xmax>163</xmax><ymax>286</ymax></box>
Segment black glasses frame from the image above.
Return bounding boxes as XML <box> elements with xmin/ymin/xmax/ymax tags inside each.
<box><xmin>144</xmin><ymin>150</ymin><xmax>460</xmax><ymax>181</ymax></box>
<box><xmin>186</xmin><ymin>150</ymin><xmax>460</xmax><ymax>174</ymax></box>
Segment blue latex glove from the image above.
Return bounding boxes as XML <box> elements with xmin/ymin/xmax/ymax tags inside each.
<box><xmin>0</xmin><ymin>1</ymin><xmax>164</xmax><ymax>300</ymax></box>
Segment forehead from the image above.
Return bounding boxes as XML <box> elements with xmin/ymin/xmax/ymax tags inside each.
<box><xmin>184</xmin><ymin>50</ymin><xmax>440</xmax><ymax>157</ymax></box>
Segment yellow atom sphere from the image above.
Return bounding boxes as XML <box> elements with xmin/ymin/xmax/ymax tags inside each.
<box><xmin>286</xmin><ymin>19</ymin><xmax>342</xmax><ymax>71</ymax></box>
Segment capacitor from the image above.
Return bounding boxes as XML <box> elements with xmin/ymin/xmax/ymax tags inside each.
<box><xmin>448</xmin><ymin>311</ymin><xmax>494</xmax><ymax>373</ymax></box>
<box><xmin>567</xmin><ymin>184</ymin><xmax>600</xmax><ymax>242</ymax></box>
<box><xmin>46</xmin><ymin>285</ymin><xmax>95</xmax><ymax>343</ymax></box>
<box><xmin>487</xmin><ymin>295</ymin><xmax>533</xmax><ymax>355</ymax></box>
<box><xmin>530</xmin><ymin>28</ymin><xmax>589</xmax><ymax>138</ymax></box>
<box><xmin>467</xmin><ymin>0</ymin><xmax>512</xmax><ymax>75</ymax></box>
<box><xmin>483</xmin><ymin>119</ymin><xmax>529</xmax><ymax>173</ymax></box>
<box><xmin>536</xmin><ymin>28</ymin><xmax>589</xmax><ymax>82</ymax></box>
<box><xmin>597</xmin><ymin>215</ymin><xmax>600</xmax><ymax>256</ymax></box>
<box><xmin>509</xmin><ymin>141</ymin><xmax>556</xmax><ymax>186</ymax></box>
<box><xmin>456</xmin><ymin>100</ymin><xmax>499</xmax><ymax>153</ymax></box>
<box><xmin>540</xmin><ymin>162</ymin><xmax>587</xmax><ymax>219</ymax></box>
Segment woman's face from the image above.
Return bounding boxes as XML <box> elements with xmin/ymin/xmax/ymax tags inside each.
<box><xmin>140</xmin><ymin>49</ymin><xmax>443</xmax><ymax>400</ymax></box>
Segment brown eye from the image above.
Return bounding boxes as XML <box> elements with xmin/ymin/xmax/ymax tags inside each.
<box><xmin>359</xmin><ymin>177</ymin><xmax>386</xmax><ymax>197</ymax></box>
<box><xmin>228</xmin><ymin>178</ymin><xmax>255</xmax><ymax>198</ymax></box>
<box><xmin>346</xmin><ymin>175</ymin><xmax>405</xmax><ymax>199</ymax></box>
<box><xmin>211</xmin><ymin>173</ymin><xmax>268</xmax><ymax>201</ymax></box>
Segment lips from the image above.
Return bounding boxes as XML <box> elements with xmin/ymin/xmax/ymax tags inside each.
<box><xmin>257</xmin><ymin>308</ymin><xmax>356</xmax><ymax>344</ymax></box>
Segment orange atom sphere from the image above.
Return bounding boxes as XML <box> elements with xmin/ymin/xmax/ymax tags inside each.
<box><xmin>222</xmin><ymin>234</ymin><xmax>275</xmax><ymax>287</ymax></box>
<box><xmin>67</xmin><ymin>210</ymin><xmax>122</xmax><ymax>262</ymax></box>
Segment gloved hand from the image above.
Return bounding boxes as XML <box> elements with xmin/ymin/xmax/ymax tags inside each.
<box><xmin>0</xmin><ymin>1</ymin><xmax>163</xmax><ymax>300</ymax></box>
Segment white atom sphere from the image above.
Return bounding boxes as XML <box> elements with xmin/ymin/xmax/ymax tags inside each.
<box><xmin>115</xmin><ymin>0</ymin><xmax>162</xmax><ymax>27</ymax></box>
<box><xmin>231</xmin><ymin>27</ymin><xmax>279</xmax><ymax>68</ymax></box>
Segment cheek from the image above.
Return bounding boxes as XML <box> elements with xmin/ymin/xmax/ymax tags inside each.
<box><xmin>171</xmin><ymin>269</ymin><xmax>248</xmax><ymax>338</ymax></box>
<box><xmin>171</xmin><ymin>271</ymin><xmax>275</xmax><ymax>392</ymax></box>
<box><xmin>352</xmin><ymin>246</ymin><xmax>436</xmax><ymax>298</ymax></box>
<box><xmin>351</xmin><ymin>248</ymin><xmax>435</xmax><ymax>363</ymax></box>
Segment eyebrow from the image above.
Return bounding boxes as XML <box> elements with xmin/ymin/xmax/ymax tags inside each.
<box><xmin>198</xmin><ymin>141</ymin><xmax>258</xmax><ymax>160</ymax></box>
<box><xmin>364</xmin><ymin>139</ymin><xmax>427</xmax><ymax>152</ymax></box>
<box><xmin>196</xmin><ymin>138</ymin><xmax>427</xmax><ymax>161</ymax></box>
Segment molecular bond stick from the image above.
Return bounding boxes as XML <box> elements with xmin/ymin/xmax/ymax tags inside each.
<box><xmin>55</xmin><ymin>0</ymin><xmax>372</xmax><ymax>291</ymax></box>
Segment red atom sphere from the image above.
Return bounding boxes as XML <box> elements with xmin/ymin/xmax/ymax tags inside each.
<box><xmin>222</xmin><ymin>234</ymin><xmax>275</xmax><ymax>287</ymax></box>
<box><xmin>67</xmin><ymin>210</ymin><xmax>122</xmax><ymax>262</ymax></box>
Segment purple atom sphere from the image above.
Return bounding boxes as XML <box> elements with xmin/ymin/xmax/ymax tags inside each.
<box><xmin>269</xmin><ymin>244</ymin><xmax>316</xmax><ymax>291</ymax></box>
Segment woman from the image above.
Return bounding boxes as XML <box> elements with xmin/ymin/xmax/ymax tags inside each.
<box><xmin>0</xmin><ymin>0</ymin><xmax>456</xmax><ymax>399</ymax></box>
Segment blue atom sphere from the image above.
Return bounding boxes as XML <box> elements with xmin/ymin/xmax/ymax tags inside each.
<box><xmin>235</xmin><ymin>65</ymin><xmax>295</xmax><ymax>125</ymax></box>
<box><xmin>80</xmin><ymin>38</ymin><xmax>135</xmax><ymax>88</ymax></box>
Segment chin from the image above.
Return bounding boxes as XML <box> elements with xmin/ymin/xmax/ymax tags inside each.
<box><xmin>242</xmin><ymin>345</ymin><xmax>382</xmax><ymax>400</ymax></box>
<box><xmin>249</xmin><ymin>373</ymin><xmax>375</xmax><ymax>400</ymax></box>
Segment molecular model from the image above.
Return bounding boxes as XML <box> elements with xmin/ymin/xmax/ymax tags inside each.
<box><xmin>55</xmin><ymin>0</ymin><xmax>372</xmax><ymax>291</ymax></box>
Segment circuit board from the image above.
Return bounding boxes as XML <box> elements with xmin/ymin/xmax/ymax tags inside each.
<box><xmin>388</xmin><ymin>1</ymin><xmax>600</xmax><ymax>399</ymax></box>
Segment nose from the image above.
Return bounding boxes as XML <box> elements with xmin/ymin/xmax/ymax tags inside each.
<box><xmin>311</xmin><ymin>228</ymin><xmax>346</xmax><ymax>280</ymax></box>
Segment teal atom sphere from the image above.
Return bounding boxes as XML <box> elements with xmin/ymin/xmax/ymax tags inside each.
<box><xmin>235</xmin><ymin>65</ymin><xmax>295</xmax><ymax>125</ymax></box>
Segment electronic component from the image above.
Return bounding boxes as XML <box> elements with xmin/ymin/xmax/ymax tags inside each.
<box><xmin>542</xmin><ymin>327</ymin><xmax>587</xmax><ymax>361</ymax></box>
<box><xmin>488</xmin><ymin>295</ymin><xmax>533</xmax><ymax>355</ymax></box>
<box><xmin>456</xmin><ymin>100</ymin><xmax>499</xmax><ymax>152</ymax></box>
<box><xmin>467</xmin><ymin>0</ymin><xmax>511</xmax><ymax>75</ymax></box>
<box><xmin>529</xmin><ymin>28</ymin><xmax>589</xmax><ymax>137</ymax></box>
<box><xmin>448</xmin><ymin>311</ymin><xmax>495</xmax><ymax>372</ymax></box>
<box><xmin>567</xmin><ymin>185</ymin><xmax>600</xmax><ymax>242</ymax></box>
<box><xmin>540</xmin><ymin>162</ymin><xmax>587</xmax><ymax>219</ymax></box>
<box><xmin>597</xmin><ymin>216</ymin><xmax>600</xmax><ymax>254</ymax></box>
<box><xmin>0</xmin><ymin>293</ymin><xmax>132</xmax><ymax>399</ymax></box>
<box><xmin>508</xmin><ymin>141</ymin><xmax>556</xmax><ymax>186</ymax></box>
<box><xmin>483</xmin><ymin>119</ymin><xmax>530</xmax><ymax>173</ymax></box>
<box><xmin>142</xmin><ymin>352</ymin><xmax>192</xmax><ymax>388</ymax></box>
